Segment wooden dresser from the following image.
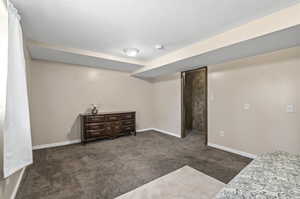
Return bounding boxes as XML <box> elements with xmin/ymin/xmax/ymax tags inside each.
<box><xmin>80</xmin><ymin>111</ymin><xmax>136</xmax><ymax>144</ymax></box>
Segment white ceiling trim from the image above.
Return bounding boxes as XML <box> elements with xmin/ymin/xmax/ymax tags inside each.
<box><xmin>28</xmin><ymin>40</ymin><xmax>146</xmax><ymax>66</ymax></box>
<box><xmin>133</xmin><ymin>25</ymin><xmax>300</xmax><ymax>77</ymax></box>
<box><xmin>133</xmin><ymin>3</ymin><xmax>300</xmax><ymax>77</ymax></box>
<box><xmin>28</xmin><ymin>40</ymin><xmax>145</xmax><ymax>72</ymax></box>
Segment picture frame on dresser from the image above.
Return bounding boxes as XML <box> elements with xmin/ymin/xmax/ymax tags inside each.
<box><xmin>80</xmin><ymin>111</ymin><xmax>136</xmax><ymax>144</ymax></box>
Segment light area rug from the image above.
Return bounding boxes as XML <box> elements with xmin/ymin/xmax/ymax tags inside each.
<box><xmin>116</xmin><ymin>166</ymin><xmax>225</xmax><ymax>199</ymax></box>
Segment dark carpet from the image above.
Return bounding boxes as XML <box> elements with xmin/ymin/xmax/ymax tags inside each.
<box><xmin>16</xmin><ymin>130</ymin><xmax>252</xmax><ymax>199</ymax></box>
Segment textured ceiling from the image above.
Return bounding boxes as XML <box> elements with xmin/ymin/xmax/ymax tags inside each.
<box><xmin>13</xmin><ymin>0</ymin><xmax>300</xmax><ymax>61</ymax></box>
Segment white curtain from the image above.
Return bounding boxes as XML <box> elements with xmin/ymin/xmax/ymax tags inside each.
<box><xmin>3</xmin><ymin>1</ymin><xmax>32</xmax><ymax>178</ymax></box>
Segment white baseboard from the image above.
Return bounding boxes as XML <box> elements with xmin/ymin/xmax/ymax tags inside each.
<box><xmin>152</xmin><ymin>128</ymin><xmax>182</xmax><ymax>138</ymax></box>
<box><xmin>11</xmin><ymin>167</ymin><xmax>26</xmax><ymax>199</ymax></box>
<box><xmin>136</xmin><ymin>128</ymin><xmax>153</xmax><ymax>132</ymax></box>
<box><xmin>137</xmin><ymin>128</ymin><xmax>181</xmax><ymax>138</ymax></box>
<box><xmin>32</xmin><ymin>139</ymin><xmax>81</xmax><ymax>150</ymax></box>
<box><xmin>208</xmin><ymin>143</ymin><xmax>257</xmax><ymax>159</ymax></box>
<box><xmin>32</xmin><ymin>129</ymin><xmax>180</xmax><ymax>150</ymax></box>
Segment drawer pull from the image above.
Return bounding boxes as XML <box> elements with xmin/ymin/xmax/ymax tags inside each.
<box><xmin>86</xmin><ymin>129</ymin><xmax>105</xmax><ymax>133</ymax></box>
<box><xmin>85</xmin><ymin>116</ymin><xmax>105</xmax><ymax>122</ymax></box>
<box><xmin>106</xmin><ymin>115</ymin><xmax>121</xmax><ymax>121</ymax></box>
<box><xmin>123</xmin><ymin>120</ymin><xmax>133</xmax><ymax>125</ymax></box>
<box><xmin>122</xmin><ymin>114</ymin><xmax>134</xmax><ymax>119</ymax></box>
<box><xmin>123</xmin><ymin>125</ymin><xmax>134</xmax><ymax>131</ymax></box>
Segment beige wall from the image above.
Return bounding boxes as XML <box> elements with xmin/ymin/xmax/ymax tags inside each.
<box><xmin>145</xmin><ymin>46</ymin><xmax>300</xmax><ymax>156</ymax></box>
<box><xmin>28</xmin><ymin>60</ymin><xmax>154</xmax><ymax>146</ymax></box>
<box><xmin>152</xmin><ymin>74</ymin><xmax>182</xmax><ymax>137</ymax></box>
<box><xmin>28</xmin><ymin>46</ymin><xmax>300</xmax><ymax>156</ymax></box>
<box><xmin>208</xmin><ymin>47</ymin><xmax>300</xmax><ymax>155</ymax></box>
<box><xmin>28</xmin><ymin>59</ymin><xmax>183</xmax><ymax>145</ymax></box>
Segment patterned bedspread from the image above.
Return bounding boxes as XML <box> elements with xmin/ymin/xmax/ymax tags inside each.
<box><xmin>215</xmin><ymin>151</ymin><xmax>300</xmax><ymax>199</ymax></box>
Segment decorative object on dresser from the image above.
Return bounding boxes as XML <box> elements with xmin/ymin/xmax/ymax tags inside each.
<box><xmin>80</xmin><ymin>111</ymin><xmax>136</xmax><ymax>144</ymax></box>
<box><xmin>90</xmin><ymin>104</ymin><xmax>99</xmax><ymax>115</ymax></box>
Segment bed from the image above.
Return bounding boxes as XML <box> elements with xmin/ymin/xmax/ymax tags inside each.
<box><xmin>215</xmin><ymin>151</ymin><xmax>300</xmax><ymax>199</ymax></box>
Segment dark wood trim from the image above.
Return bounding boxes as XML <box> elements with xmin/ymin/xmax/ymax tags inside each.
<box><xmin>204</xmin><ymin>67</ymin><xmax>208</xmax><ymax>145</ymax></box>
<box><xmin>183</xmin><ymin>66</ymin><xmax>207</xmax><ymax>73</ymax></box>
<box><xmin>181</xmin><ymin>66</ymin><xmax>208</xmax><ymax>145</ymax></box>
<box><xmin>181</xmin><ymin>72</ymin><xmax>186</xmax><ymax>138</ymax></box>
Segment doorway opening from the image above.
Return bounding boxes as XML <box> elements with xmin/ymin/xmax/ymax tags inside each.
<box><xmin>181</xmin><ymin>67</ymin><xmax>208</xmax><ymax>145</ymax></box>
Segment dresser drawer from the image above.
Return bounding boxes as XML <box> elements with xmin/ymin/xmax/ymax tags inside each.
<box><xmin>113</xmin><ymin>124</ymin><xmax>122</xmax><ymax>133</ymax></box>
<box><xmin>122</xmin><ymin>125</ymin><xmax>134</xmax><ymax>131</ymax></box>
<box><xmin>121</xmin><ymin>113</ymin><xmax>135</xmax><ymax>120</ymax></box>
<box><xmin>106</xmin><ymin>114</ymin><xmax>121</xmax><ymax>121</ymax></box>
<box><xmin>85</xmin><ymin>122</ymin><xmax>105</xmax><ymax>130</ymax></box>
<box><xmin>106</xmin><ymin>121</ymin><xmax>122</xmax><ymax>132</ymax></box>
<box><xmin>85</xmin><ymin>129</ymin><xmax>106</xmax><ymax>138</ymax></box>
<box><xmin>85</xmin><ymin>115</ymin><xmax>105</xmax><ymax>123</ymax></box>
<box><xmin>122</xmin><ymin>120</ymin><xmax>134</xmax><ymax>126</ymax></box>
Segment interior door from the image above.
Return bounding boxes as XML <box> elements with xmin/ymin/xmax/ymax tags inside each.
<box><xmin>181</xmin><ymin>67</ymin><xmax>208</xmax><ymax>145</ymax></box>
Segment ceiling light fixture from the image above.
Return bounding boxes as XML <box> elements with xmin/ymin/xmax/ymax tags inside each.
<box><xmin>155</xmin><ymin>44</ymin><xmax>164</xmax><ymax>50</ymax></box>
<box><xmin>123</xmin><ymin>48</ymin><xmax>140</xmax><ymax>57</ymax></box>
